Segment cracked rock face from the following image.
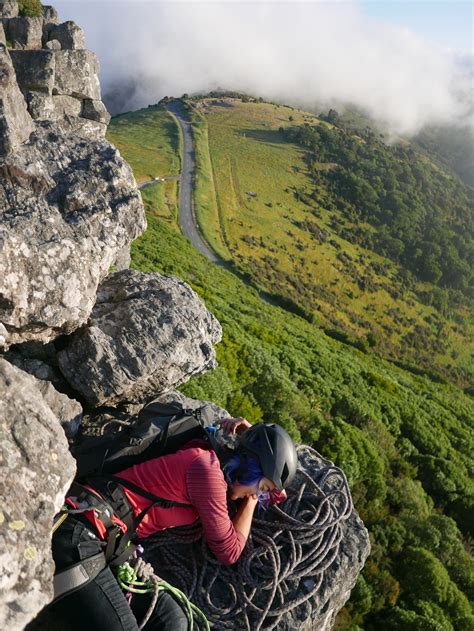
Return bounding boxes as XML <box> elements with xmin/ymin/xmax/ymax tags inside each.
<box><xmin>57</xmin><ymin>270</ymin><xmax>223</xmax><ymax>407</ymax></box>
<box><xmin>0</xmin><ymin>358</ymin><xmax>76</xmax><ymax>630</ymax></box>
<box><xmin>0</xmin><ymin>123</ymin><xmax>146</xmax><ymax>348</ymax></box>
<box><xmin>0</xmin><ymin>45</ymin><xmax>35</xmax><ymax>155</ymax></box>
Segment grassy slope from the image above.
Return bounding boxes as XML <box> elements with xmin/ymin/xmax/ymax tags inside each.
<box><xmin>188</xmin><ymin>98</ymin><xmax>473</xmax><ymax>387</ymax></box>
<box><xmin>106</xmin><ymin>106</ymin><xmax>474</xmax><ymax>630</ymax></box>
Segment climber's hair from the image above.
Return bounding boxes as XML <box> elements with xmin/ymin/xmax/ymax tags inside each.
<box><xmin>223</xmin><ymin>453</ymin><xmax>263</xmax><ymax>487</ymax></box>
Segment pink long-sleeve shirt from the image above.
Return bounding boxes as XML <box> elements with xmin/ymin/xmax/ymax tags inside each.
<box><xmin>115</xmin><ymin>441</ymin><xmax>246</xmax><ymax>565</ymax></box>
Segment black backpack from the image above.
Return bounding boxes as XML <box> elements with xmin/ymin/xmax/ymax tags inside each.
<box><xmin>72</xmin><ymin>399</ymin><xmax>217</xmax><ymax>480</ymax></box>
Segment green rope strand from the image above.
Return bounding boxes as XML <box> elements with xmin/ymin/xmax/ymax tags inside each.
<box><xmin>116</xmin><ymin>562</ymin><xmax>210</xmax><ymax>631</ymax></box>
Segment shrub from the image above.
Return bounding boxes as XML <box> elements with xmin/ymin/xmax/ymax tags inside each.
<box><xmin>18</xmin><ymin>0</ymin><xmax>42</xmax><ymax>17</ymax></box>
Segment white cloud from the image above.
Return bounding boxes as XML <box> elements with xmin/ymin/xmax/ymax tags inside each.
<box><xmin>55</xmin><ymin>0</ymin><xmax>473</xmax><ymax>134</ymax></box>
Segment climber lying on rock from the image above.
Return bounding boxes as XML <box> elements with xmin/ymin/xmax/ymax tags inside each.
<box><xmin>46</xmin><ymin>412</ymin><xmax>298</xmax><ymax>631</ymax></box>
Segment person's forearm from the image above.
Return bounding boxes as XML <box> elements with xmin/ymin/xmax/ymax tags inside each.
<box><xmin>232</xmin><ymin>497</ymin><xmax>258</xmax><ymax>541</ymax></box>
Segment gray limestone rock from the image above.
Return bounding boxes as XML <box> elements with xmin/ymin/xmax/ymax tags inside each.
<box><xmin>52</xmin><ymin>93</ymin><xmax>82</xmax><ymax>119</ymax></box>
<box><xmin>26</xmin><ymin>92</ymin><xmax>85</xmax><ymax>126</ymax></box>
<box><xmin>0</xmin><ymin>322</ymin><xmax>8</xmax><ymax>347</ymax></box>
<box><xmin>81</xmin><ymin>98</ymin><xmax>111</xmax><ymax>125</ymax></box>
<box><xmin>26</xmin><ymin>91</ymin><xmax>56</xmax><ymax>119</ymax></box>
<box><xmin>57</xmin><ymin>270</ymin><xmax>223</xmax><ymax>407</ymax></box>
<box><xmin>53</xmin><ymin>49</ymin><xmax>101</xmax><ymax>100</ymax></box>
<box><xmin>4</xmin><ymin>350</ymin><xmax>83</xmax><ymax>438</ymax></box>
<box><xmin>112</xmin><ymin>243</ymin><xmax>131</xmax><ymax>271</ymax></box>
<box><xmin>0</xmin><ymin>45</ymin><xmax>35</xmax><ymax>155</ymax></box>
<box><xmin>48</xmin><ymin>20</ymin><xmax>84</xmax><ymax>50</ymax></box>
<box><xmin>0</xmin><ymin>122</ymin><xmax>146</xmax><ymax>346</ymax></box>
<box><xmin>45</xmin><ymin>38</ymin><xmax>60</xmax><ymax>50</ymax></box>
<box><xmin>0</xmin><ymin>358</ymin><xmax>76</xmax><ymax>630</ymax></box>
<box><xmin>0</xmin><ymin>21</ymin><xmax>5</xmax><ymax>45</ymax></box>
<box><xmin>4</xmin><ymin>16</ymin><xmax>43</xmax><ymax>49</ymax></box>
<box><xmin>42</xmin><ymin>5</ymin><xmax>59</xmax><ymax>25</ymax></box>
<box><xmin>0</xmin><ymin>0</ymin><xmax>18</xmax><ymax>18</ymax></box>
<box><xmin>64</xmin><ymin>116</ymin><xmax>107</xmax><ymax>139</ymax></box>
<box><xmin>10</xmin><ymin>49</ymin><xmax>55</xmax><ymax>94</ymax></box>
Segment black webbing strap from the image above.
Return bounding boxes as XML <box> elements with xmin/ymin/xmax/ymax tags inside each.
<box><xmin>53</xmin><ymin>552</ymin><xmax>106</xmax><ymax>602</ymax></box>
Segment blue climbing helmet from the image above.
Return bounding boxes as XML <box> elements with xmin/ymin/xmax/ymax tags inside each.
<box><xmin>238</xmin><ymin>423</ymin><xmax>298</xmax><ymax>490</ymax></box>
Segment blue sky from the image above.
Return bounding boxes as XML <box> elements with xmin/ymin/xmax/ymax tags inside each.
<box><xmin>359</xmin><ymin>1</ymin><xmax>473</xmax><ymax>53</ymax></box>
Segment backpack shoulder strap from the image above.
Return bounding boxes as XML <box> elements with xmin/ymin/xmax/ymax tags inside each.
<box><xmin>106</xmin><ymin>474</ymin><xmax>192</xmax><ymax>509</ymax></box>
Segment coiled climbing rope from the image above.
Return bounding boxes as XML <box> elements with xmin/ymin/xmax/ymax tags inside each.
<box><xmin>144</xmin><ymin>446</ymin><xmax>354</xmax><ymax>631</ymax></box>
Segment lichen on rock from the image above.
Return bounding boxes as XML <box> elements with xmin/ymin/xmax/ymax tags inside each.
<box><xmin>0</xmin><ymin>358</ymin><xmax>76</xmax><ymax>630</ymax></box>
<box><xmin>57</xmin><ymin>270</ymin><xmax>223</xmax><ymax>407</ymax></box>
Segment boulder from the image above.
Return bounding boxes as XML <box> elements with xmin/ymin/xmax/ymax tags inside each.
<box><xmin>0</xmin><ymin>0</ymin><xmax>18</xmax><ymax>18</ymax></box>
<box><xmin>81</xmin><ymin>98</ymin><xmax>111</xmax><ymax>125</ymax></box>
<box><xmin>45</xmin><ymin>38</ymin><xmax>60</xmax><ymax>50</ymax></box>
<box><xmin>48</xmin><ymin>20</ymin><xmax>84</xmax><ymax>50</ymax></box>
<box><xmin>0</xmin><ymin>123</ymin><xmax>146</xmax><ymax>346</ymax></box>
<box><xmin>57</xmin><ymin>270</ymin><xmax>223</xmax><ymax>407</ymax></box>
<box><xmin>4</xmin><ymin>16</ymin><xmax>43</xmax><ymax>49</ymax></box>
<box><xmin>53</xmin><ymin>50</ymin><xmax>100</xmax><ymax>100</ymax></box>
<box><xmin>0</xmin><ymin>358</ymin><xmax>76</xmax><ymax>630</ymax></box>
<box><xmin>42</xmin><ymin>5</ymin><xmax>59</xmax><ymax>25</ymax></box>
<box><xmin>10</xmin><ymin>49</ymin><xmax>55</xmax><ymax>94</ymax></box>
<box><xmin>0</xmin><ymin>21</ymin><xmax>6</xmax><ymax>46</ymax></box>
<box><xmin>0</xmin><ymin>45</ymin><xmax>35</xmax><ymax>155</ymax></box>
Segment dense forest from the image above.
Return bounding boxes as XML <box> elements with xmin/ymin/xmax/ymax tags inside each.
<box><xmin>107</xmin><ymin>104</ymin><xmax>474</xmax><ymax>630</ymax></box>
<box><xmin>284</xmin><ymin>121</ymin><xmax>473</xmax><ymax>297</ymax></box>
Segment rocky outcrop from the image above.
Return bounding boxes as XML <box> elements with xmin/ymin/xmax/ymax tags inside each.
<box><xmin>2</xmin><ymin>2</ymin><xmax>108</xmax><ymax>137</ymax></box>
<box><xmin>0</xmin><ymin>358</ymin><xmax>76</xmax><ymax>630</ymax></box>
<box><xmin>48</xmin><ymin>20</ymin><xmax>84</xmax><ymax>50</ymax></box>
<box><xmin>57</xmin><ymin>270</ymin><xmax>223</xmax><ymax>407</ymax></box>
<box><xmin>0</xmin><ymin>44</ymin><xmax>35</xmax><ymax>155</ymax></box>
<box><xmin>41</xmin><ymin>5</ymin><xmax>59</xmax><ymax>26</ymax></box>
<box><xmin>0</xmin><ymin>0</ymin><xmax>18</xmax><ymax>18</ymax></box>
<box><xmin>4</xmin><ymin>16</ymin><xmax>43</xmax><ymax>49</ymax></box>
<box><xmin>0</xmin><ymin>124</ymin><xmax>145</xmax><ymax>348</ymax></box>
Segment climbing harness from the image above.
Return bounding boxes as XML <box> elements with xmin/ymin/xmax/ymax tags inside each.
<box><xmin>116</xmin><ymin>549</ymin><xmax>211</xmax><ymax>631</ymax></box>
<box><xmin>145</xmin><ymin>445</ymin><xmax>354</xmax><ymax>631</ymax></box>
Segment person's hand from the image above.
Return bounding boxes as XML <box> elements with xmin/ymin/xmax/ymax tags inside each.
<box><xmin>218</xmin><ymin>416</ymin><xmax>252</xmax><ymax>436</ymax></box>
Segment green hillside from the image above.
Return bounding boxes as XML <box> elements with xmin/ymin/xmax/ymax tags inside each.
<box><xmin>183</xmin><ymin>97</ymin><xmax>473</xmax><ymax>388</ymax></box>
<box><xmin>106</xmin><ymin>105</ymin><xmax>473</xmax><ymax>630</ymax></box>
